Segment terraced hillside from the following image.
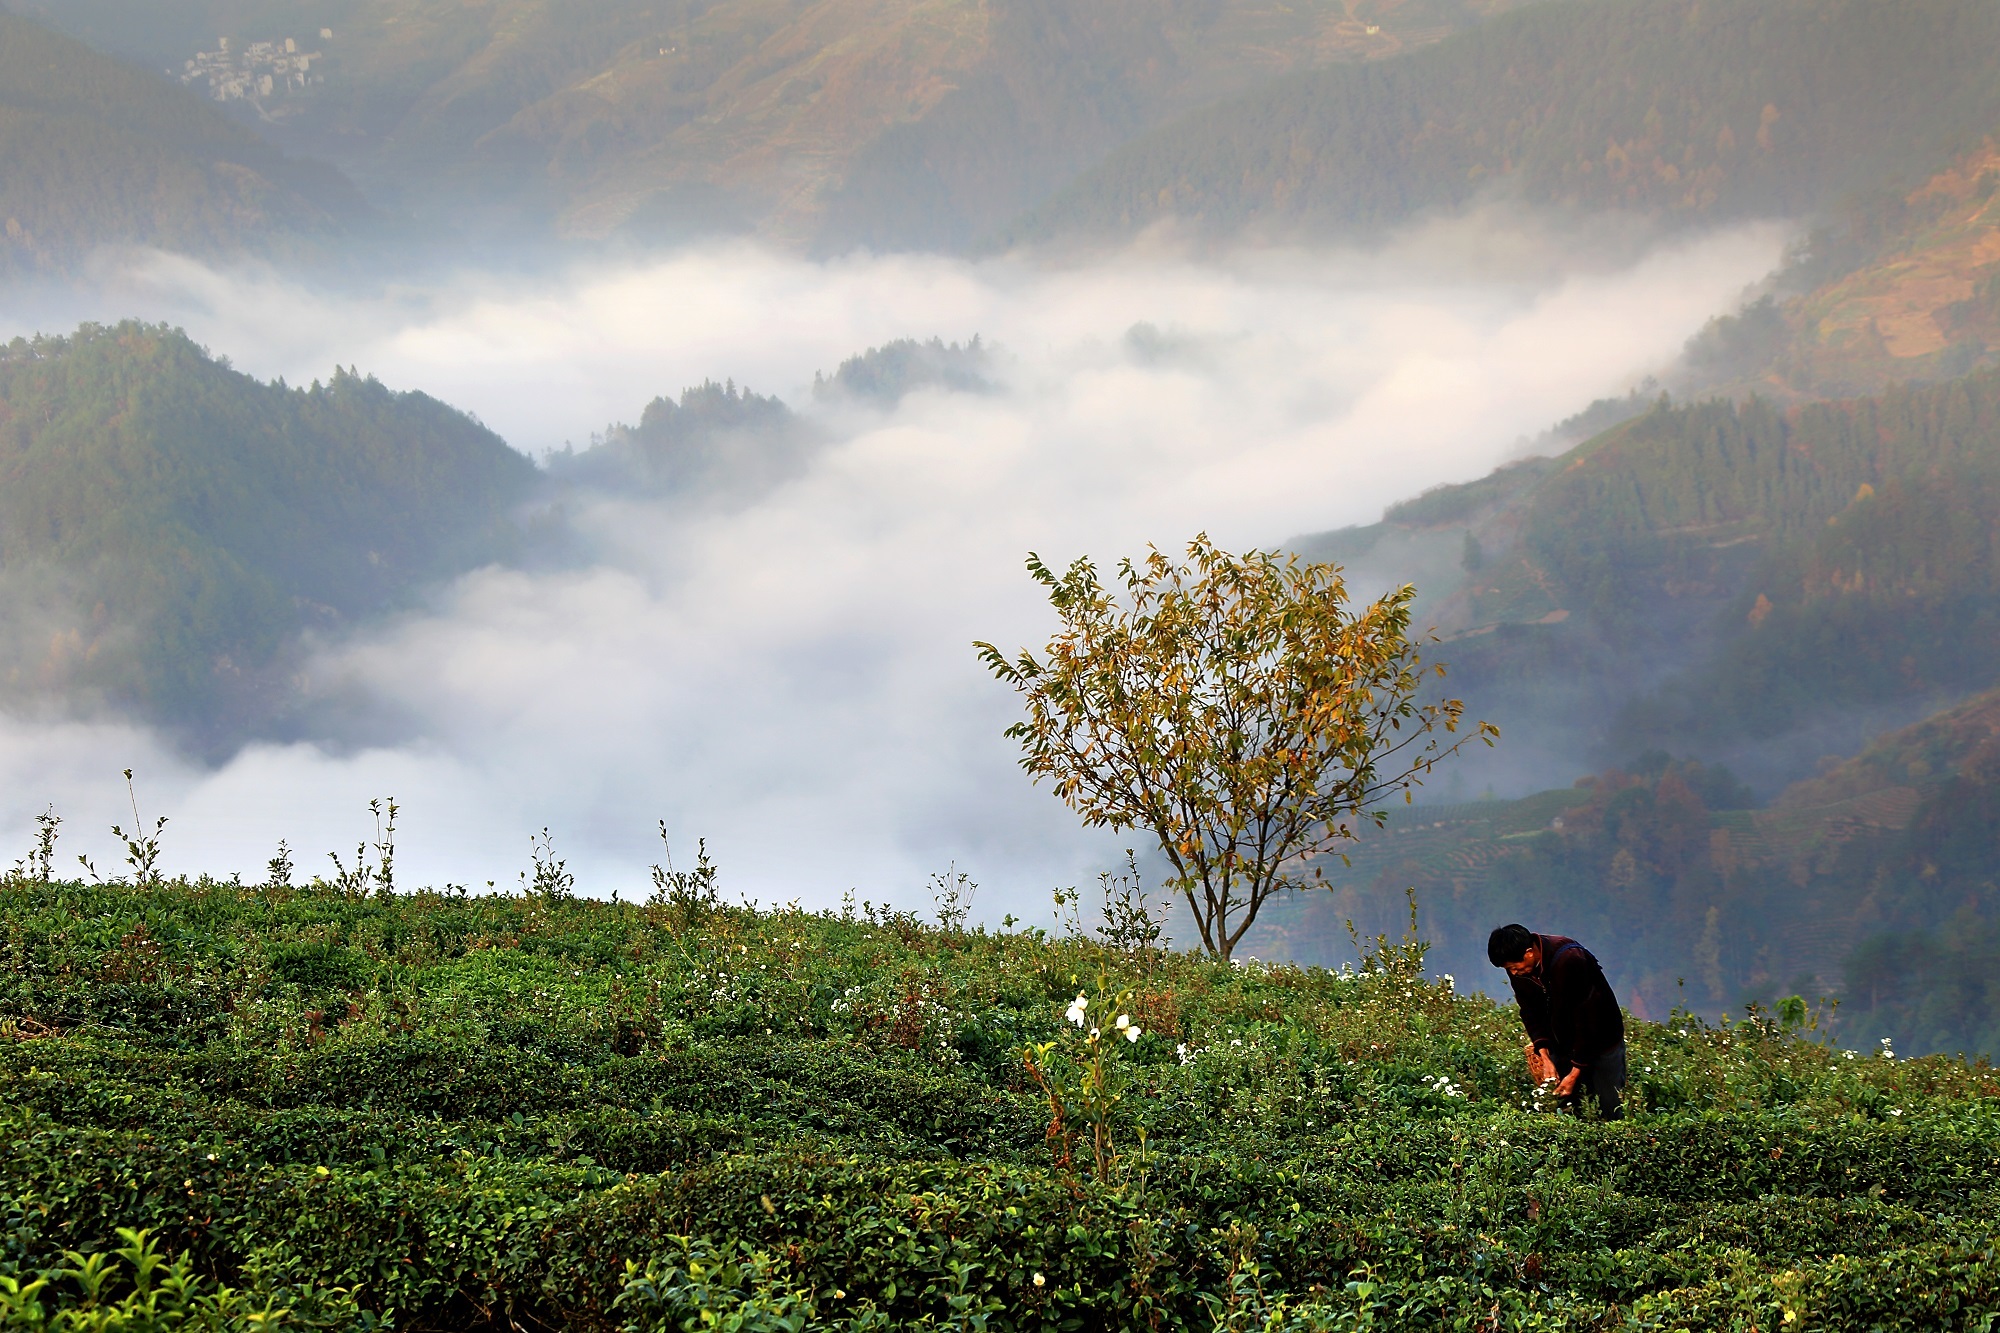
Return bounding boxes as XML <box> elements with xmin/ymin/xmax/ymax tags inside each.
<box><xmin>1790</xmin><ymin>145</ymin><xmax>2000</xmax><ymax>392</ymax></box>
<box><xmin>1674</xmin><ymin>141</ymin><xmax>2000</xmax><ymax>402</ymax></box>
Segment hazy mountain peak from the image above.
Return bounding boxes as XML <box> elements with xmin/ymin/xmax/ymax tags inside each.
<box><xmin>813</xmin><ymin>335</ymin><xmax>994</xmax><ymax>405</ymax></box>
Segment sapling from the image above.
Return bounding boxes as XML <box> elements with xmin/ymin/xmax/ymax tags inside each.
<box><xmin>929</xmin><ymin>863</ymin><xmax>976</xmax><ymax>931</ymax></box>
<box><xmin>321</xmin><ymin>797</ymin><xmax>397</xmax><ymax>898</ymax></box>
<box><xmin>370</xmin><ymin>798</ymin><xmax>398</xmax><ymax>896</ymax></box>
<box><xmin>524</xmin><ymin>827</ymin><xmax>575</xmax><ymax>901</ymax></box>
<box><xmin>649</xmin><ymin>825</ymin><xmax>719</xmax><ymax>933</ymax></box>
<box><xmin>266</xmin><ymin>840</ymin><xmax>294</xmax><ymax>888</ymax></box>
<box><xmin>1097</xmin><ymin>849</ymin><xmax>1165</xmax><ymax>957</ymax></box>
<box><xmin>10</xmin><ymin>806</ymin><xmax>59</xmax><ymax>882</ymax></box>
<box><xmin>109</xmin><ymin>770</ymin><xmax>165</xmax><ymax>886</ymax></box>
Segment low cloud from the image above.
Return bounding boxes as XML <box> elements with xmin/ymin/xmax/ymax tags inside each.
<box><xmin>0</xmin><ymin>217</ymin><xmax>1786</xmax><ymax>916</ymax></box>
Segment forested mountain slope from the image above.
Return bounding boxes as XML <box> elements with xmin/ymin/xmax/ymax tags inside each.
<box><xmin>0</xmin><ymin>12</ymin><xmax>366</xmax><ymax>274</ymax></box>
<box><xmin>1009</xmin><ymin>0</ymin><xmax>2000</xmax><ymax>249</ymax></box>
<box><xmin>1296</xmin><ymin>360</ymin><xmax>2000</xmax><ymax>797</ymax></box>
<box><xmin>16</xmin><ymin>0</ymin><xmax>1537</xmax><ymax>251</ymax></box>
<box><xmin>0</xmin><ymin>323</ymin><xmax>536</xmax><ymax>746</ymax></box>
<box><xmin>546</xmin><ymin>378</ymin><xmax>804</xmax><ymax>503</ymax></box>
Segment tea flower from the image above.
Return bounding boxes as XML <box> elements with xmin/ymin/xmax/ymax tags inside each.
<box><xmin>1065</xmin><ymin>995</ymin><xmax>1088</xmax><ymax>1027</ymax></box>
<box><xmin>1032</xmin><ymin>1273</ymin><xmax>1046</xmax><ymax>1288</ymax></box>
<box><xmin>1114</xmin><ymin>1013</ymin><xmax>1142</xmax><ymax>1042</ymax></box>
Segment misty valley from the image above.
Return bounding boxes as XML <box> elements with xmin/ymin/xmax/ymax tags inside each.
<box><xmin>4</xmin><ymin>0</ymin><xmax>2000</xmax><ymax>1328</ymax></box>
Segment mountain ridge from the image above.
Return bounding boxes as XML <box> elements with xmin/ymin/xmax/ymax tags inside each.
<box><xmin>14</xmin><ymin>0</ymin><xmax>1540</xmax><ymax>251</ymax></box>
<box><xmin>1005</xmin><ymin>0</ymin><xmax>2000</xmax><ymax>252</ymax></box>
<box><xmin>0</xmin><ymin>322</ymin><xmax>536</xmax><ymax>748</ymax></box>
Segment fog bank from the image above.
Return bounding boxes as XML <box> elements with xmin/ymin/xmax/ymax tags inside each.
<box><xmin>0</xmin><ymin>220</ymin><xmax>1787</xmax><ymax>917</ymax></box>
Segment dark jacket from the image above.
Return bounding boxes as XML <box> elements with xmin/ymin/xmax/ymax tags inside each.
<box><xmin>1510</xmin><ymin>933</ymin><xmax>1624</xmax><ymax>1072</ymax></box>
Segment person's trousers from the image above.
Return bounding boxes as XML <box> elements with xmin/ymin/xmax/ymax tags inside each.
<box><xmin>1560</xmin><ymin>1042</ymin><xmax>1627</xmax><ymax>1119</ymax></box>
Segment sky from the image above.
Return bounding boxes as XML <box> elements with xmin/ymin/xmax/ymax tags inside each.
<box><xmin>0</xmin><ymin>214</ymin><xmax>1788</xmax><ymax>922</ymax></box>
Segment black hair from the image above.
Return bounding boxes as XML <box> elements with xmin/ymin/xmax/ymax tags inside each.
<box><xmin>1488</xmin><ymin>923</ymin><xmax>1535</xmax><ymax>965</ymax></box>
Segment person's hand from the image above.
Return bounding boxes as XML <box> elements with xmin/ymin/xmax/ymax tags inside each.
<box><xmin>1556</xmin><ymin>1067</ymin><xmax>1583</xmax><ymax>1097</ymax></box>
<box><xmin>1525</xmin><ymin>1045</ymin><xmax>1557</xmax><ymax>1084</ymax></box>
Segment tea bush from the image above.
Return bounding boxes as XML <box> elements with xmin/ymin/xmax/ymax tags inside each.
<box><xmin>2</xmin><ymin>877</ymin><xmax>1996</xmax><ymax>1330</ymax></box>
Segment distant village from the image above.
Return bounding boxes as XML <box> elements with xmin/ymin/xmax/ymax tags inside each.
<box><xmin>179</xmin><ymin>30</ymin><xmax>330</xmax><ymax>103</ymax></box>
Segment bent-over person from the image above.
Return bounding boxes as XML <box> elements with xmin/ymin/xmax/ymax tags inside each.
<box><xmin>1487</xmin><ymin>923</ymin><xmax>1627</xmax><ymax>1119</ymax></box>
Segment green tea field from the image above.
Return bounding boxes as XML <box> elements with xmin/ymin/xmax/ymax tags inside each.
<box><xmin>2</xmin><ymin>872</ymin><xmax>1997</xmax><ymax>1330</ymax></box>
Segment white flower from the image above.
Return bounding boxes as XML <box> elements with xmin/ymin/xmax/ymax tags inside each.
<box><xmin>1032</xmin><ymin>1273</ymin><xmax>1046</xmax><ymax>1288</ymax></box>
<box><xmin>1176</xmin><ymin>1042</ymin><xmax>1192</xmax><ymax>1065</ymax></box>
<box><xmin>1116</xmin><ymin>1013</ymin><xmax>1132</xmax><ymax>1028</ymax></box>
<box><xmin>1089</xmin><ymin>1027</ymin><xmax>1100</xmax><ymax>1040</ymax></box>
<box><xmin>1888</xmin><ymin>1108</ymin><xmax>1903</xmax><ymax>1117</ymax></box>
<box><xmin>1125</xmin><ymin>1026</ymin><xmax>1141</xmax><ymax>1042</ymax></box>
<box><xmin>1065</xmin><ymin>995</ymin><xmax>1088</xmax><ymax>1027</ymax></box>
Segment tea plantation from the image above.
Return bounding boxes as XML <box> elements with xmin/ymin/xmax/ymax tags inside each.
<box><xmin>2</xmin><ymin>875</ymin><xmax>1997</xmax><ymax>1331</ymax></box>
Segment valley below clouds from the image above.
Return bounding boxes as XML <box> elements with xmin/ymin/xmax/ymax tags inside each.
<box><xmin>0</xmin><ymin>218</ymin><xmax>1785</xmax><ymax>915</ymax></box>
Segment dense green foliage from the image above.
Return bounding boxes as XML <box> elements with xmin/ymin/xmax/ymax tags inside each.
<box><xmin>0</xmin><ymin>323</ymin><xmax>536</xmax><ymax>743</ymax></box>
<box><xmin>0</xmin><ymin>13</ymin><xmax>364</xmax><ymax>273</ymax></box>
<box><xmin>1012</xmin><ymin>0</ymin><xmax>2000</xmax><ymax>246</ymax></box>
<box><xmin>2</xmin><ymin>874</ymin><xmax>1997</xmax><ymax>1330</ymax></box>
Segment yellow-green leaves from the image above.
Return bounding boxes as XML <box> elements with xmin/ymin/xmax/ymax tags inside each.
<box><xmin>976</xmin><ymin>535</ymin><xmax>1496</xmax><ymax>960</ymax></box>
